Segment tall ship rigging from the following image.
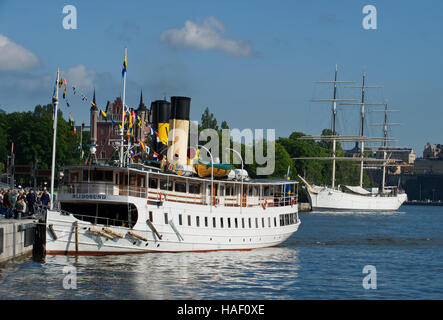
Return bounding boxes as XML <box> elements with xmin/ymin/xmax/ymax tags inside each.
<box><xmin>44</xmin><ymin>49</ymin><xmax>300</xmax><ymax>255</ymax></box>
<box><xmin>296</xmin><ymin>66</ymin><xmax>407</xmax><ymax>211</ymax></box>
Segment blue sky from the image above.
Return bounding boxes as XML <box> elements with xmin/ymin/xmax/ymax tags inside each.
<box><xmin>0</xmin><ymin>0</ymin><xmax>442</xmax><ymax>155</ymax></box>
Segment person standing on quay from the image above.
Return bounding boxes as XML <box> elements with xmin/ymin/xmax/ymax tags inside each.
<box><xmin>3</xmin><ymin>189</ymin><xmax>13</xmax><ymax>218</ymax></box>
<box><xmin>26</xmin><ymin>189</ymin><xmax>36</xmax><ymax>217</ymax></box>
<box><xmin>40</xmin><ymin>189</ymin><xmax>50</xmax><ymax>220</ymax></box>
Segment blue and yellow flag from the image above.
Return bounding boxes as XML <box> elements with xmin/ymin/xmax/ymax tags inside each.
<box><xmin>285</xmin><ymin>166</ymin><xmax>291</xmax><ymax>195</ymax></box>
<box><xmin>122</xmin><ymin>54</ymin><xmax>127</xmax><ymax>78</ymax></box>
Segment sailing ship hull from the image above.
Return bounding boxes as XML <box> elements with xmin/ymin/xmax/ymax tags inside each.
<box><xmin>306</xmin><ymin>187</ymin><xmax>407</xmax><ymax>212</ymax></box>
<box><xmin>45</xmin><ymin>195</ymin><xmax>300</xmax><ymax>255</ymax></box>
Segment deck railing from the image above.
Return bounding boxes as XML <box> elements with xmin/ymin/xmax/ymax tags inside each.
<box><xmin>60</xmin><ymin>182</ymin><xmax>297</xmax><ymax>208</ymax></box>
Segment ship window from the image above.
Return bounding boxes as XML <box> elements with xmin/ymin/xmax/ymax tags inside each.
<box><xmin>149</xmin><ymin>178</ymin><xmax>158</xmax><ymax>189</ymax></box>
<box><xmin>220</xmin><ymin>218</ymin><xmax>224</xmax><ymax>228</ymax></box>
<box><xmin>91</xmin><ymin>169</ymin><xmax>103</xmax><ymax>181</ymax></box>
<box><xmin>164</xmin><ymin>212</ymin><xmax>168</xmax><ymax>224</ymax></box>
<box><xmin>103</xmin><ymin>171</ymin><xmax>113</xmax><ymax>182</ymax></box>
<box><xmin>248</xmin><ymin>218</ymin><xmax>251</xmax><ymax>228</ymax></box>
<box><xmin>262</xmin><ymin>218</ymin><xmax>265</xmax><ymax>228</ymax></box>
<box><xmin>160</xmin><ymin>180</ymin><xmax>173</xmax><ymax>191</ymax></box>
<box><xmin>280</xmin><ymin>214</ymin><xmax>284</xmax><ymax>226</ymax></box>
<box><xmin>242</xmin><ymin>218</ymin><xmax>245</xmax><ymax>228</ymax></box>
<box><xmin>227</xmin><ymin>218</ymin><xmax>231</xmax><ymax>228</ymax></box>
<box><xmin>285</xmin><ymin>214</ymin><xmax>289</xmax><ymax>226</ymax></box>
<box><xmin>83</xmin><ymin>170</ymin><xmax>89</xmax><ymax>181</ymax></box>
<box><xmin>175</xmin><ymin>182</ymin><xmax>186</xmax><ymax>193</ymax></box>
<box><xmin>204</xmin><ymin>217</ymin><xmax>208</xmax><ymax>227</ymax></box>
<box><xmin>196</xmin><ymin>216</ymin><xmax>200</xmax><ymax>227</ymax></box>
<box><xmin>234</xmin><ymin>218</ymin><xmax>238</xmax><ymax>228</ymax></box>
<box><xmin>178</xmin><ymin>214</ymin><xmax>182</xmax><ymax>225</ymax></box>
<box><xmin>149</xmin><ymin>211</ymin><xmax>153</xmax><ymax>222</ymax></box>
<box><xmin>61</xmin><ymin>202</ymin><xmax>138</xmax><ymax>229</ymax></box>
<box><xmin>268</xmin><ymin>217</ymin><xmax>271</xmax><ymax>228</ymax></box>
<box><xmin>255</xmin><ymin>218</ymin><xmax>258</xmax><ymax>228</ymax></box>
<box><xmin>213</xmin><ymin>217</ymin><xmax>216</xmax><ymax>228</ymax></box>
<box><xmin>187</xmin><ymin>215</ymin><xmax>191</xmax><ymax>226</ymax></box>
<box><xmin>274</xmin><ymin>217</ymin><xmax>277</xmax><ymax>227</ymax></box>
<box><xmin>189</xmin><ymin>183</ymin><xmax>201</xmax><ymax>194</ymax></box>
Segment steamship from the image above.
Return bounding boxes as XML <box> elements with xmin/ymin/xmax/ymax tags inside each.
<box><xmin>45</xmin><ymin>70</ymin><xmax>300</xmax><ymax>255</ymax></box>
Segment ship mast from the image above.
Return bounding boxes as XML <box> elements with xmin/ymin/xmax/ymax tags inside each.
<box><xmin>371</xmin><ymin>104</ymin><xmax>400</xmax><ymax>193</ymax></box>
<box><xmin>119</xmin><ymin>47</ymin><xmax>127</xmax><ymax>167</ymax></box>
<box><xmin>311</xmin><ymin>65</ymin><xmax>355</xmax><ymax>188</ymax></box>
<box><xmin>342</xmin><ymin>72</ymin><xmax>384</xmax><ymax>187</ymax></box>
<box><xmin>50</xmin><ymin>68</ymin><xmax>60</xmax><ymax>211</ymax></box>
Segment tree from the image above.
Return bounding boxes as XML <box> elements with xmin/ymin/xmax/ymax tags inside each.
<box><xmin>200</xmin><ymin>107</ymin><xmax>218</xmax><ymax>131</ymax></box>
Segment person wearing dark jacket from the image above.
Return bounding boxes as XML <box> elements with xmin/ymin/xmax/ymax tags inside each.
<box><xmin>3</xmin><ymin>189</ymin><xmax>13</xmax><ymax>219</ymax></box>
<box><xmin>26</xmin><ymin>189</ymin><xmax>36</xmax><ymax>216</ymax></box>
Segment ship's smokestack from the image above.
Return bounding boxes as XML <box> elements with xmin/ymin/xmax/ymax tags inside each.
<box><xmin>155</xmin><ymin>100</ymin><xmax>171</xmax><ymax>154</ymax></box>
<box><xmin>168</xmin><ymin>96</ymin><xmax>191</xmax><ymax>166</ymax></box>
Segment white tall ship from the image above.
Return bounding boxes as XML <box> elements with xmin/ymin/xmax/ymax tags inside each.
<box><xmin>296</xmin><ymin>66</ymin><xmax>407</xmax><ymax>212</ymax></box>
<box><xmin>44</xmin><ymin>50</ymin><xmax>300</xmax><ymax>255</ymax></box>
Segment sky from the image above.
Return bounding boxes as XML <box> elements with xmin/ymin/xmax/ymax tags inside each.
<box><xmin>0</xmin><ymin>0</ymin><xmax>442</xmax><ymax>155</ymax></box>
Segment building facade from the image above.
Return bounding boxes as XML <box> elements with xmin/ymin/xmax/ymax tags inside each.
<box><xmin>90</xmin><ymin>91</ymin><xmax>150</xmax><ymax>164</ymax></box>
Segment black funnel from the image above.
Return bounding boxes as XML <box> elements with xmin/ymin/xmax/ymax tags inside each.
<box><xmin>170</xmin><ymin>96</ymin><xmax>191</xmax><ymax>120</ymax></box>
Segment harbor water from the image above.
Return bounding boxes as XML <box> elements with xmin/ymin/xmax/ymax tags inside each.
<box><xmin>0</xmin><ymin>205</ymin><xmax>441</xmax><ymax>300</ymax></box>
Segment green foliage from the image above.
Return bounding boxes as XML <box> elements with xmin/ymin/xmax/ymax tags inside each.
<box><xmin>200</xmin><ymin>107</ymin><xmax>218</xmax><ymax>131</ymax></box>
<box><xmin>0</xmin><ymin>104</ymin><xmax>88</xmax><ymax>173</ymax></box>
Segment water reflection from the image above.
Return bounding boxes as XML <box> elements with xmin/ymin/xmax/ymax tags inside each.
<box><xmin>0</xmin><ymin>247</ymin><xmax>300</xmax><ymax>300</ymax></box>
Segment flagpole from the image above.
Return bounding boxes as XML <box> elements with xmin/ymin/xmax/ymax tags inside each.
<box><xmin>50</xmin><ymin>68</ymin><xmax>60</xmax><ymax>210</ymax></box>
<box><xmin>120</xmin><ymin>47</ymin><xmax>127</xmax><ymax>167</ymax></box>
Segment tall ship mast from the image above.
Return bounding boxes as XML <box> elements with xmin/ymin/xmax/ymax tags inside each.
<box><xmin>44</xmin><ymin>49</ymin><xmax>301</xmax><ymax>255</ymax></box>
<box><xmin>296</xmin><ymin>66</ymin><xmax>407</xmax><ymax>212</ymax></box>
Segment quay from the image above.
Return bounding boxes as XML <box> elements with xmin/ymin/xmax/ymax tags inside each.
<box><xmin>0</xmin><ymin>218</ymin><xmax>39</xmax><ymax>263</ymax></box>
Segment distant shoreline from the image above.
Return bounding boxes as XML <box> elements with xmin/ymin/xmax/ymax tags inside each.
<box><xmin>404</xmin><ymin>200</ymin><xmax>443</xmax><ymax>206</ymax></box>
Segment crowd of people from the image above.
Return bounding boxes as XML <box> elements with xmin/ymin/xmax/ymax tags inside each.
<box><xmin>0</xmin><ymin>187</ymin><xmax>51</xmax><ymax>219</ymax></box>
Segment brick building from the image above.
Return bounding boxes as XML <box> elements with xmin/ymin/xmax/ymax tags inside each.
<box><xmin>90</xmin><ymin>90</ymin><xmax>150</xmax><ymax>163</ymax></box>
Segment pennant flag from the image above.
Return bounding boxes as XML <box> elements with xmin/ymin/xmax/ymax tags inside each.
<box><xmin>111</xmin><ymin>118</ymin><xmax>115</xmax><ymax>125</ymax></box>
<box><xmin>138</xmin><ymin>139</ymin><xmax>146</xmax><ymax>152</ymax></box>
<box><xmin>52</xmin><ymin>80</ymin><xmax>57</xmax><ymax>96</ymax></box>
<box><xmin>58</xmin><ymin>78</ymin><xmax>63</xmax><ymax>88</ymax></box>
<box><xmin>100</xmin><ymin>110</ymin><xmax>107</xmax><ymax>119</ymax></box>
<box><xmin>74</xmin><ymin>127</ymin><xmax>77</xmax><ymax>135</ymax></box>
<box><xmin>129</xmin><ymin>111</ymin><xmax>133</xmax><ymax>128</ymax></box>
<box><xmin>63</xmin><ymin>78</ymin><xmax>67</xmax><ymax>98</ymax></box>
<box><xmin>122</xmin><ymin>53</ymin><xmax>127</xmax><ymax>78</ymax></box>
<box><xmin>72</xmin><ymin>86</ymin><xmax>76</xmax><ymax>95</ymax></box>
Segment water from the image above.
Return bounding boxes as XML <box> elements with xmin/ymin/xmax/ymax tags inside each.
<box><xmin>0</xmin><ymin>206</ymin><xmax>442</xmax><ymax>299</ymax></box>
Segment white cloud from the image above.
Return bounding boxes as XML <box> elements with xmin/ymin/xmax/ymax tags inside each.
<box><xmin>160</xmin><ymin>17</ymin><xmax>255</xmax><ymax>57</ymax></box>
<box><xmin>0</xmin><ymin>33</ymin><xmax>40</xmax><ymax>71</ymax></box>
<box><xmin>63</xmin><ymin>64</ymin><xmax>97</xmax><ymax>90</ymax></box>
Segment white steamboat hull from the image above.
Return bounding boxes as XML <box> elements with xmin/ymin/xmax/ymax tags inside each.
<box><xmin>307</xmin><ymin>188</ymin><xmax>407</xmax><ymax>212</ymax></box>
<box><xmin>45</xmin><ymin>196</ymin><xmax>300</xmax><ymax>255</ymax></box>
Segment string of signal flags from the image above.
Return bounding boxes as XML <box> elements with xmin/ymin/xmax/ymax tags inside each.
<box><xmin>51</xmin><ymin>75</ymin><xmax>163</xmax><ymax>161</ymax></box>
